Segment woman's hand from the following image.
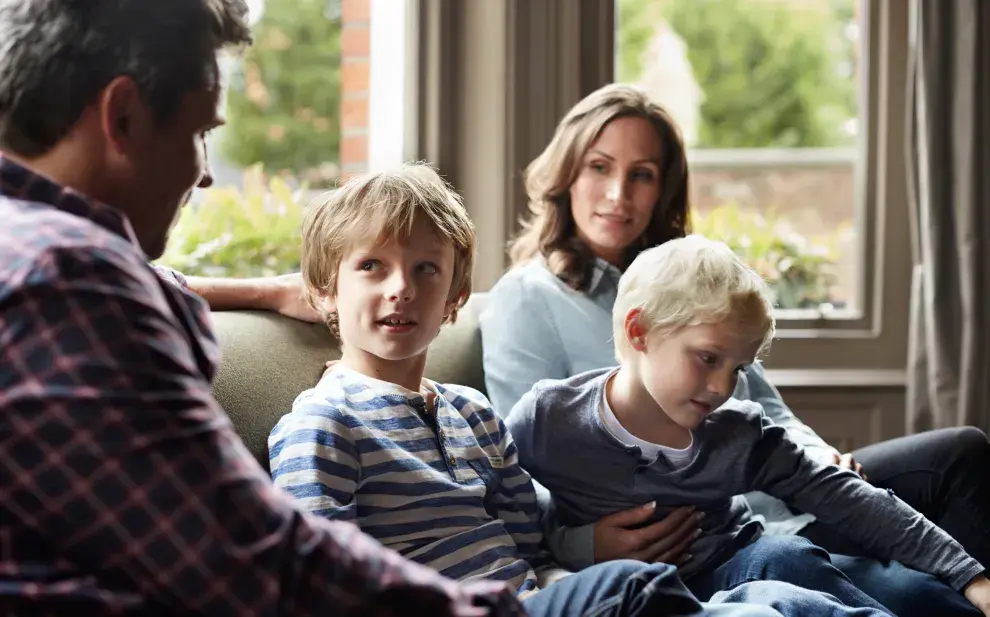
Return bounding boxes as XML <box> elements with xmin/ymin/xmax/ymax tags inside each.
<box><xmin>963</xmin><ymin>574</ymin><xmax>990</xmax><ymax>615</ymax></box>
<box><xmin>829</xmin><ymin>451</ymin><xmax>868</xmax><ymax>481</ymax></box>
<box><xmin>593</xmin><ymin>503</ymin><xmax>703</xmax><ymax>565</ymax></box>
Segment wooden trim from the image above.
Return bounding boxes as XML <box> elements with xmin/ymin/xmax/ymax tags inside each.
<box><xmin>409</xmin><ymin>0</ymin><xmax>615</xmax><ymax>290</ymax></box>
<box><xmin>409</xmin><ymin>0</ymin><xmax>912</xmax><ymax>377</ymax></box>
<box><xmin>766</xmin><ymin>369</ymin><xmax>906</xmax><ymax>389</ymax></box>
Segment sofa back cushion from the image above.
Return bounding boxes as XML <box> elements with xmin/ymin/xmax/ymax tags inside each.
<box><xmin>210</xmin><ymin>293</ymin><xmax>489</xmax><ymax>469</ymax></box>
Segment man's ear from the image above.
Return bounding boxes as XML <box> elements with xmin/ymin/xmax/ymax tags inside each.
<box><xmin>624</xmin><ymin>308</ymin><xmax>649</xmax><ymax>353</ymax></box>
<box><xmin>99</xmin><ymin>76</ymin><xmax>148</xmax><ymax>157</ymax></box>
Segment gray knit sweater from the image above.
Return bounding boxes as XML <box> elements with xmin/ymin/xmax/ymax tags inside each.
<box><xmin>506</xmin><ymin>367</ymin><xmax>985</xmax><ymax>590</ymax></box>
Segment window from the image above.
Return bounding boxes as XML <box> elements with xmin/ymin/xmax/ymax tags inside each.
<box><xmin>157</xmin><ymin>0</ymin><xmax>385</xmax><ymax>278</ymax></box>
<box><xmin>616</xmin><ymin>0</ymin><xmax>865</xmax><ymax>317</ymax></box>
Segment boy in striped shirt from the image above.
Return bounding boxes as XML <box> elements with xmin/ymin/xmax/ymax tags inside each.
<box><xmin>265</xmin><ymin>164</ymin><xmax>787</xmax><ymax>617</ymax></box>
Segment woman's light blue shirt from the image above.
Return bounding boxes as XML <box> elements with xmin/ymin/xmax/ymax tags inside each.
<box><xmin>479</xmin><ymin>256</ymin><xmax>838</xmax><ymax>536</ymax></box>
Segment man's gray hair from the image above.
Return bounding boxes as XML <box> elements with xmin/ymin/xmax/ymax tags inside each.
<box><xmin>0</xmin><ymin>0</ymin><xmax>253</xmax><ymax>157</ymax></box>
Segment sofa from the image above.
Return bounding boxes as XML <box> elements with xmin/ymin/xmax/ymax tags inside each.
<box><xmin>210</xmin><ymin>294</ymin><xmax>491</xmax><ymax>470</ymax></box>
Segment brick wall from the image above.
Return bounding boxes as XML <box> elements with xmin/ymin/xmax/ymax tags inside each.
<box><xmin>340</xmin><ymin>0</ymin><xmax>371</xmax><ymax>180</ymax></box>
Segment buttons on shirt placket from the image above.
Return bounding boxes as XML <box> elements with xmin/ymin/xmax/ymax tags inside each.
<box><xmin>414</xmin><ymin>395</ymin><xmax>459</xmax><ymax>477</ymax></box>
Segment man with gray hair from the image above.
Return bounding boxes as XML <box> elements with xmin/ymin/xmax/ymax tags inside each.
<box><xmin>0</xmin><ymin>2</ymin><xmax>523</xmax><ymax>615</ymax></box>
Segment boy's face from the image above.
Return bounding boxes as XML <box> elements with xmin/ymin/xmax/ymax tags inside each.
<box><xmin>636</xmin><ymin>319</ymin><xmax>763</xmax><ymax>430</ymax></box>
<box><xmin>327</xmin><ymin>217</ymin><xmax>458</xmax><ymax>369</ymax></box>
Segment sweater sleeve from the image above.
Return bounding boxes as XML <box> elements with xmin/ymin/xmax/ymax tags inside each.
<box><xmin>744</xmin><ymin>408</ymin><xmax>985</xmax><ymax>590</ymax></box>
<box><xmin>736</xmin><ymin>362</ymin><xmax>838</xmax><ymax>464</ymax></box>
<box><xmin>505</xmin><ymin>388</ymin><xmax>596</xmax><ymax>570</ymax></box>
<box><xmin>533</xmin><ymin>480</ymin><xmax>596</xmax><ymax>571</ymax></box>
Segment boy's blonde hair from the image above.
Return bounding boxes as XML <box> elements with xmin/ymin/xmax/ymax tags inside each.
<box><xmin>612</xmin><ymin>235</ymin><xmax>775</xmax><ymax>362</ymax></box>
<box><xmin>301</xmin><ymin>163</ymin><xmax>476</xmax><ymax>335</ymax></box>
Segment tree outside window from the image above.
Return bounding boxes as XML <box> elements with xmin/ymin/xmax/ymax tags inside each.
<box><xmin>617</xmin><ymin>0</ymin><xmax>862</xmax><ymax>312</ymax></box>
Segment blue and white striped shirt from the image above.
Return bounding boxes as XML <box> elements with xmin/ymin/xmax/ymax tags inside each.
<box><xmin>269</xmin><ymin>366</ymin><xmax>547</xmax><ymax>594</ymax></box>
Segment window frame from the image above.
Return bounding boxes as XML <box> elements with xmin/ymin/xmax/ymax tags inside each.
<box><xmin>408</xmin><ymin>0</ymin><xmax>911</xmax><ymax>375</ymax></box>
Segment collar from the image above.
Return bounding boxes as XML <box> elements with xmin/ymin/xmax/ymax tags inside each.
<box><xmin>321</xmin><ymin>363</ymin><xmax>438</xmax><ymax>405</ymax></box>
<box><xmin>0</xmin><ymin>153</ymin><xmax>142</xmax><ymax>252</ymax></box>
<box><xmin>587</xmin><ymin>257</ymin><xmax>622</xmax><ymax>295</ymax></box>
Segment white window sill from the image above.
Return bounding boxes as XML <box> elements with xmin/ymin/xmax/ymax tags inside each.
<box><xmin>764</xmin><ymin>368</ymin><xmax>906</xmax><ymax>389</ymax></box>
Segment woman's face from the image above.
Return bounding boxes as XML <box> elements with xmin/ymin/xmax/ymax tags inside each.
<box><xmin>569</xmin><ymin>115</ymin><xmax>662</xmax><ymax>267</ymax></box>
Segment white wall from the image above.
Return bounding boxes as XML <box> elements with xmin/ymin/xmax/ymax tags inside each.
<box><xmin>368</xmin><ymin>0</ymin><xmax>407</xmax><ymax>172</ymax></box>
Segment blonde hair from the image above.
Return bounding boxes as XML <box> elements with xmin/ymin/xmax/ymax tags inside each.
<box><xmin>508</xmin><ymin>83</ymin><xmax>691</xmax><ymax>290</ymax></box>
<box><xmin>301</xmin><ymin>163</ymin><xmax>476</xmax><ymax>335</ymax></box>
<box><xmin>612</xmin><ymin>235</ymin><xmax>775</xmax><ymax>362</ymax></box>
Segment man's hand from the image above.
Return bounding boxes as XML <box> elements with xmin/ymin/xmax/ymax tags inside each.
<box><xmin>268</xmin><ymin>273</ymin><xmax>322</xmax><ymax>323</ymax></box>
<box><xmin>186</xmin><ymin>272</ymin><xmax>323</xmax><ymax>323</ymax></box>
<box><xmin>593</xmin><ymin>503</ymin><xmax>702</xmax><ymax>565</ymax></box>
<box><xmin>963</xmin><ymin>574</ymin><xmax>990</xmax><ymax>616</ymax></box>
<box><xmin>828</xmin><ymin>452</ymin><xmax>867</xmax><ymax>481</ymax></box>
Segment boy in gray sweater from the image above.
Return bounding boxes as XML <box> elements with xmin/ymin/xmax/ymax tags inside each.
<box><xmin>506</xmin><ymin>235</ymin><xmax>990</xmax><ymax>617</ymax></box>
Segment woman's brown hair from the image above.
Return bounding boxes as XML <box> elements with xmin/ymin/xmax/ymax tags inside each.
<box><xmin>508</xmin><ymin>83</ymin><xmax>691</xmax><ymax>291</ymax></box>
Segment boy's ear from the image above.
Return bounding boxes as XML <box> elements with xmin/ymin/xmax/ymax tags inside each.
<box><xmin>624</xmin><ymin>308</ymin><xmax>649</xmax><ymax>353</ymax></box>
<box><xmin>442</xmin><ymin>291</ymin><xmax>465</xmax><ymax>323</ymax></box>
<box><xmin>319</xmin><ymin>293</ymin><xmax>337</xmax><ymax>315</ymax></box>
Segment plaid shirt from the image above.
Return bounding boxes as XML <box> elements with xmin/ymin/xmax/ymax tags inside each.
<box><xmin>0</xmin><ymin>154</ymin><xmax>525</xmax><ymax>617</ymax></box>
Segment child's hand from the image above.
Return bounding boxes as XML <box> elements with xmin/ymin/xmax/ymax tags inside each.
<box><xmin>963</xmin><ymin>574</ymin><xmax>990</xmax><ymax>615</ymax></box>
<box><xmin>592</xmin><ymin>503</ymin><xmax>702</xmax><ymax>565</ymax></box>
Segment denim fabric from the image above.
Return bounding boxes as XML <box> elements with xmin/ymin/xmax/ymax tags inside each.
<box><xmin>830</xmin><ymin>556</ymin><xmax>981</xmax><ymax>617</ymax></box>
<box><xmin>522</xmin><ymin>560</ymin><xmax>784</xmax><ymax>617</ymax></box>
<box><xmin>687</xmin><ymin>537</ymin><xmax>891</xmax><ymax>617</ymax></box>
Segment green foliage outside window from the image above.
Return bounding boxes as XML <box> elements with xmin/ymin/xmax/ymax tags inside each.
<box><xmin>162</xmin><ymin>0</ymin><xmax>847</xmax><ymax>308</ymax></box>
<box><xmin>617</xmin><ymin>0</ymin><xmax>857</xmax><ymax>148</ymax></box>
<box><xmin>692</xmin><ymin>204</ymin><xmax>841</xmax><ymax>310</ymax></box>
<box><xmin>158</xmin><ymin>169</ymin><xmax>840</xmax><ymax>310</ymax></box>
<box><xmin>221</xmin><ymin>0</ymin><xmax>341</xmax><ymax>182</ymax></box>
<box><xmin>157</xmin><ymin>167</ymin><xmax>308</xmax><ymax>278</ymax></box>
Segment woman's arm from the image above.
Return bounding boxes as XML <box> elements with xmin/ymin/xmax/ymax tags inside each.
<box><xmin>479</xmin><ymin>274</ymin><xmax>568</xmax><ymax>416</ymax></box>
<box><xmin>739</xmin><ymin>362</ymin><xmax>839</xmax><ymax>462</ymax></box>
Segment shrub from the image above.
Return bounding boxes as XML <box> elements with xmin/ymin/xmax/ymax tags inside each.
<box><xmin>156</xmin><ymin>166</ymin><xmax>308</xmax><ymax>278</ymax></box>
<box><xmin>158</xmin><ymin>173</ymin><xmax>840</xmax><ymax>311</ymax></box>
<box><xmin>691</xmin><ymin>203</ymin><xmax>841</xmax><ymax>310</ymax></box>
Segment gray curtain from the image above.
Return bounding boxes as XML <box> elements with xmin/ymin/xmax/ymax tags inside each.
<box><xmin>905</xmin><ymin>0</ymin><xmax>990</xmax><ymax>432</ymax></box>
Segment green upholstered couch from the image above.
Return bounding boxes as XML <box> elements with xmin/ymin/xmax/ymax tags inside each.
<box><xmin>210</xmin><ymin>293</ymin><xmax>490</xmax><ymax>471</ymax></box>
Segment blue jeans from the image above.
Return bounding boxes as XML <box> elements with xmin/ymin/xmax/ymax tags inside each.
<box><xmin>686</xmin><ymin>536</ymin><xmax>891</xmax><ymax>616</ymax></box>
<box><xmin>830</xmin><ymin>555</ymin><xmax>980</xmax><ymax>617</ymax></box>
<box><xmin>522</xmin><ymin>559</ymin><xmax>785</xmax><ymax>617</ymax></box>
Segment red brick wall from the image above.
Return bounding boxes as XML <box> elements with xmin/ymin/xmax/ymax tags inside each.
<box><xmin>340</xmin><ymin>0</ymin><xmax>370</xmax><ymax>181</ymax></box>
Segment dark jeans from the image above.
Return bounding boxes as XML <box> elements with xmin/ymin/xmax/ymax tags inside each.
<box><xmin>828</xmin><ymin>556</ymin><xmax>980</xmax><ymax>617</ymax></box>
<box><xmin>797</xmin><ymin>426</ymin><xmax>990</xmax><ymax>617</ymax></box>
<box><xmin>686</xmin><ymin>536</ymin><xmax>891</xmax><ymax>616</ymax></box>
<box><xmin>799</xmin><ymin>427</ymin><xmax>990</xmax><ymax>564</ymax></box>
<box><xmin>521</xmin><ymin>559</ymin><xmax>786</xmax><ymax>617</ymax></box>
